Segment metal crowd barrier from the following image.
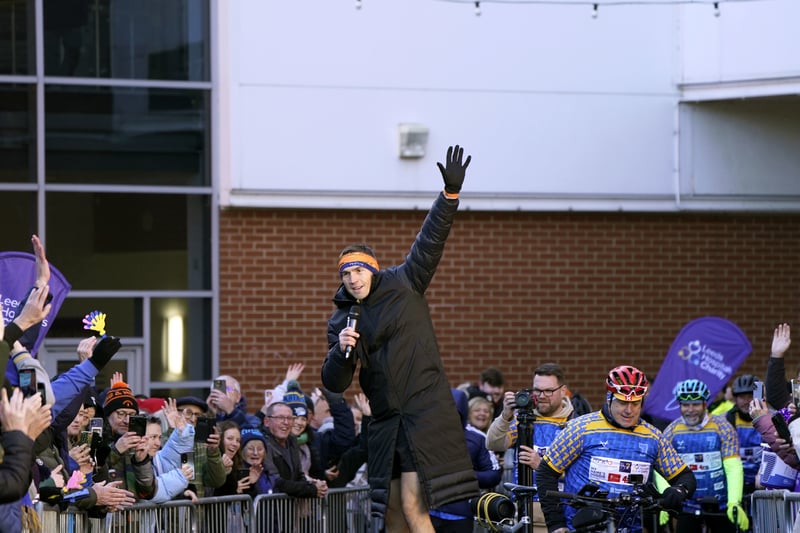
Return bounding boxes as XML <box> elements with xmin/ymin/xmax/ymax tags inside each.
<box><xmin>750</xmin><ymin>489</ymin><xmax>800</xmax><ymax>533</ymax></box>
<box><xmin>36</xmin><ymin>487</ymin><xmax>370</xmax><ymax>533</ymax></box>
<box><xmin>252</xmin><ymin>486</ymin><xmax>371</xmax><ymax>533</ymax></box>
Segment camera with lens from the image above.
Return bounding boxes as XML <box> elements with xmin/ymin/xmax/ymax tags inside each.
<box><xmin>515</xmin><ymin>388</ymin><xmax>536</xmax><ymax>412</ymax></box>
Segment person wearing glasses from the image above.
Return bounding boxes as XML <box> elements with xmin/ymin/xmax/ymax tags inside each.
<box><xmin>263</xmin><ymin>402</ymin><xmax>328</xmax><ymax>499</ymax></box>
<box><xmin>485</xmin><ymin>363</ymin><xmax>575</xmax><ymax>533</ymax></box>
<box><xmin>661</xmin><ymin>379</ymin><xmax>747</xmax><ymax>533</ymax></box>
<box><xmin>537</xmin><ymin>365</ymin><xmax>696</xmax><ymax>533</ymax></box>
<box><xmin>206</xmin><ymin>374</ymin><xmax>261</xmax><ymax>428</ymax></box>
<box><xmin>173</xmin><ymin>396</ymin><xmax>226</xmax><ymax>498</ymax></box>
<box><xmin>96</xmin><ymin>381</ymin><xmax>157</xmax><ymax>502</ymax></box>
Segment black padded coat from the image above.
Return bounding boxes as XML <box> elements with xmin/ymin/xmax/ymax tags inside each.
<box><xmin>321</xmin><ymin>192</ymin><xmax>479</xmax><ymax>521</ymax></box>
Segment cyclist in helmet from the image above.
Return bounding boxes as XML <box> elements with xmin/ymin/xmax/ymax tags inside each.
<box><xmin>726</xmin><ymin>373</ymin><xmax>763</xmax><ymax>519</ymax></box>
<box><xmin>537</xmin><ymin>365</ymin><xmax>696</xmax><ymax>533</ymax></box>
<box><xmin>662</xmin><ymin>379</ymin><xmax>747</xmax><ymax>532</ymax></box>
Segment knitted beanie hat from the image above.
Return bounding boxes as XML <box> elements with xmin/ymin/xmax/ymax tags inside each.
<box><xmin>240</xmin><ymin>426</ymin><xmax>268</xmax><ymax>448</ymax></box>
<box><xmin>282</xmin><ymin>381</ymin><xmax>308</xmax><ymax>418</ymax></box>
<box><xmin>103</xmin><ymin>381</ymin><xmax>138</xmax><ymax>414</ymax></box>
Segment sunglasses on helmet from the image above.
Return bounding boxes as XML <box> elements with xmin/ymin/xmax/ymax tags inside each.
<box><xmin>677</xmin><ymin>392</ymin><xmax>706</xmax><ymax>402</ymax></box>
<box><xmin>608</xmin><ymin>383</ymin><xmax>648</xmax><ymax>399</ymax></box>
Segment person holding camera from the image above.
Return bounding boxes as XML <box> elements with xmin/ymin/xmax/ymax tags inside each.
<box><xmin>95</xmin><ymin>380</ymin><xmax>156</xmax><ymax>503</ymax></box>
<box><xmin>662</xmin><ymin>379</ymin><xmax>747</xmax><ymax>532</ymax></box>
<box><xmin>537</xmin><ymin>365</ymin><xmax>696</xmax><ymax>533</ymax></box>
<box><xmin>485</xmin><ymin>363</ymin><xmax>575</xmax><ymax>533</ymax></box>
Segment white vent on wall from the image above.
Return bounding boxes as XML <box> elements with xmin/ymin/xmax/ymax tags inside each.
<box><xmin>398</xmin><ymin>123</ymin><xmax>429</xmax><ymax>159</ymax></box>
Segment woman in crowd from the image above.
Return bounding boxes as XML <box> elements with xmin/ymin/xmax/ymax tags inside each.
<box><xmin>213</xmin><ymin>421</ymin><xmax>244</xmax><ymax>496</ymax></box>
<box><xmin>468</xmin><ymin>396</ymin><xmax>493</xmax><ymax>433</ymax></box>
<box><xmin>236</xmin><ymin>426</ymin><xmax>274</xmax><ymax>497</ymax></box>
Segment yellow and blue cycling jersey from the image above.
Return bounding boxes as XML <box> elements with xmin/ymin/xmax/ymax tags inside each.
<box><xmin>543</xmin><ymin>411</ymin><xmax>686</xmax><ymax>501</ymax></box>
<box><xmin>728</xmin><ymin>410</ymin><xmax>762</xmax><ymax>488</ymax></box>
<box><xmin>663</xmin><ymin>414</ymin><xmax>739</xmax><ymax>512</ymax></box>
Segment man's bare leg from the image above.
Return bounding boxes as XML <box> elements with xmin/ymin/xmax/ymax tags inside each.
<box><xmin>385</xmin><ymin>478</ymin><xmax>409</xmax><ymax>532</ymax></box>
<box><xmin>399</xmin><ymin>471</ymin><xmax>434</xmax><ymax>532</ymax></box>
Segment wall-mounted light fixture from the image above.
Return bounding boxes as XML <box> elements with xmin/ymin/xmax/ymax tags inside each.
<box><xmin>398</xmin><ymin>123</ymin><xmax>429</xmax><ymax>159</ymax></box>
<box><xmin>166</xmin><ymin>314</ymin><xmax>184</xmax><ymax>375</ymax></box>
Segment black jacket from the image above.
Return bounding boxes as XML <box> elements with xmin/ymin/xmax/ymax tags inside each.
<box><xmin>0</xmin><ymin>431</ymin><xmax>35</xmax><ymax>504</ymax></box>
<box><xmin>321</xmin><ymin>192</ymin><xmax>478</xmax><ymax>518</ymax></box>
<box><xmin>264</xmin><ymin>429</ymin><xmax>318</xmax><ymax>498</ymax></box>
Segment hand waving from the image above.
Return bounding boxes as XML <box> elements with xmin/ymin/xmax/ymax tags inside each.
<box><xmin>772</xmin><ymin>323</ymin><xmax>791</xmax><ymax>358</ymax></box>
<box><xmin>436</xmin><ymin>145</ymin><xmax>471</xmax><ymax>195</ymax></box>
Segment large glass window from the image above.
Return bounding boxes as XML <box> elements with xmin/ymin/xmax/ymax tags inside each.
<box><xmin>0</xmin><ymin>0</ymin><xmax>34</xmax><ymax>75</ymax></box>
<box><xmin>149</xmin><ymin>296</ymin><xmax>211</xmax><ymax>383</ymax></box>
<box><xmin>45</xmin><ymin>85</ymin><xmax>209</xmax><ymax>186</ymax></box>
<box><xmin>43</xmin><ymin>0</ymin><xmax>209</xmax><ymax>80</ymax></box>
<box><xmin>0</xmin><ymin>192</ymin><xmax>37</xmax><ymax>251</ymax></box>
<box><xmin>2</xmin><ymin>0</ymin><xmax>214</xmax><ymax>398</ymax></box>
<box><xmin>0</xmin><ymin>84</ymin><xmax>36</xmax><ymax>183</ymax></box>
<box><xmin>45</xmin><ymin>192</ymin><xmax>211</xmax><ymax>290</ymax></box>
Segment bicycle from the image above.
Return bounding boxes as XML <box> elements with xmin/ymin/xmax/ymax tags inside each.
<box><xmin>544</xmin><ymin>475</ymin><xmax>670</xmax><ymax>533</ymax></box>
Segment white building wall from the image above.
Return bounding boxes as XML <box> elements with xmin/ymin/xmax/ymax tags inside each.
<box><xmin>216</xmin><ymin>0</ymin><xmax>800</xmax><ymax>212</ymax></box>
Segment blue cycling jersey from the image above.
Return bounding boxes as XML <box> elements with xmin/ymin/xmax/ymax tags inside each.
<box><xmin>663</xmin><ymin>413</ymin><xmax>739</xmax><ymax>512</ymax></box>
<box><xmin>544</xmin><ymin>411</ymin><xmax>687</xmax><ymax>533</ymax></box>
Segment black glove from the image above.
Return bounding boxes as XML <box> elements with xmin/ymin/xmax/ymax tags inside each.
<box><xmin>89</xmin><ymin>336</ymin><xmax>122</xmax><ymax>370</ymax></box>
<box><xmin>436</xmin><ymin>145</ymin><xmax>471</xmax><ymax>194</ymax></box>
<box><xmin>38</xmin><ymin>486</ymin><xmax>64</xmax><ymax>504</ymax></box>
<box><xmin>659</xmin><ymin>485</ymin><xmax>687</xmax><ymax>511</ymax></box>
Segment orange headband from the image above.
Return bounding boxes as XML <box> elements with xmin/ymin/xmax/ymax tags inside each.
<box><xmin>338</xmin><ymin>252</ymin><xmax>380</xmax><ymax>275</ymax></box>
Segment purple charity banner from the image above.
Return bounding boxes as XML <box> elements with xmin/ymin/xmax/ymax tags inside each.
<box><xmin>0</xmin><ymin>251</ymin><xmax>71</xmax><ymax>357</ymax></box>
<box><xmin>643</xmin><ymin>316</ymin><xmax>752</xmax><ymax>423</ymax></box>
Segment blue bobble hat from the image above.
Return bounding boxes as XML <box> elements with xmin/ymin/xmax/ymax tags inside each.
<box><xmin>240</xmin><ymin>426</ymin><xmax>267</xmax><ymax>448</ymax></box>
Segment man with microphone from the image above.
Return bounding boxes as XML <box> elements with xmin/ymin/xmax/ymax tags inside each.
<box><xmin>321</xmin><ymin>145</ymin><xmax>479</xmax><ymax>533</ymax></box>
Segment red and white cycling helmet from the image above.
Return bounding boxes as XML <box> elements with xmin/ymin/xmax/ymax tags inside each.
<box><xmin>606</xmin><ymin>365</ymin><xmax>649</xmax><ymax>401</ymax></box>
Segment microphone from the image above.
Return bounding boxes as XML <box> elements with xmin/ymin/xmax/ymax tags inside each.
<box><xmin>344</xmin><ymin>305</ymin><xmax>360</xmax><ymax>359</ymax></box>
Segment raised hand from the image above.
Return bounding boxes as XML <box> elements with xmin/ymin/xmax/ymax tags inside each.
<box><xmin>24</xmin><ymin>394</ymin><xmax>52</xmax><ymax>440</ymax></box>
<box><xmin>436</xmin><ymin>145</ymin><xmax>471</xmax><ymax>195</ymax></box>
<box><xmin>285</xmin><ymin>363</ymin><xmax>305</xmax><ymax>382</ymax></box>
<box><xmin>0</xmin><ymin>389</ymin><xmax>28</xmax><ymax>433</ymax></box>
<box><xmin>772</xmin><ymin>323</ymin><xmax>791</xmax><ymax>358</ymax></box>
<box><xmin>163</xmin><ymin>398</ymin><xmax>185</xmax><ymax>430</ymax></box>
<box><xmin>32</xmin><ymin>235</ymin><xmax>51</xmax><ymax>288</ymax></box>
<box><xmin>353</xmin><ymin>393</ymin><xmax>371</xmax><ymax>417</ymax></box>
<box><xmin>110</xmin><ymin>372</ymin><xmax>124</xmax><ymax>387</ymax></box>
<box><xmin>15</xmin><ymin>285</ymin><xmax>52</xmax><ymax>331</ymax></box>
<box><xmin>76</xmin><ymin>337</ymin><xmax>98</xmax><ymax>363</ymax></box>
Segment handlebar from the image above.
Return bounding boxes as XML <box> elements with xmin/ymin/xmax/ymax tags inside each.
<box><xmin>545</xmin><ymin>488</ymin><xmax>663</xmax><ymax>512</ymax></box>
<box><xmin>546</xmin><ymin>490</ymin><xmax>610</xmax><ymax>504</ymax></box>
<box><xmin>502</xmin><ymin>482</ymin><xmax>537</xmax><ymax>497</ymax></box>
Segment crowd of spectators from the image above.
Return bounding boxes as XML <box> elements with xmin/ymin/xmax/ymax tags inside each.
<box><xmin>3</xmin><ymin>234</ymin><xmax>800</xmax><ymax>533</ymax></box>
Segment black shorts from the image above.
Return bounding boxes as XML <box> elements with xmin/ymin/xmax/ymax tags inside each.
<box><xmin>391</xmin><ymin>428</ymin><xmax>416</xmax><ymax>478</ymax></box>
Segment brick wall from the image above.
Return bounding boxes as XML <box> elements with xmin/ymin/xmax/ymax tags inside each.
<box><xmin>219</xmin><ymin>207</ymin><xmax>800</xmax><ymax>411</ymax></box>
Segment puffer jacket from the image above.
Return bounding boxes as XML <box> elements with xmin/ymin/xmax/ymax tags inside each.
<box><xmin>321</xmin><ymin>192</ymin><xmax>478</xmax><ymax>520</ymax></box>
